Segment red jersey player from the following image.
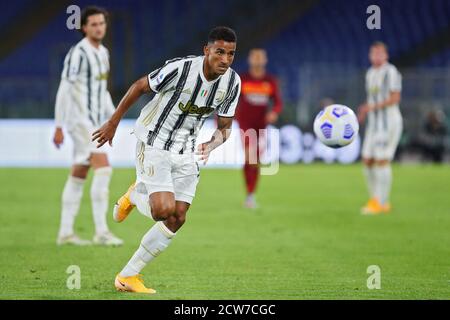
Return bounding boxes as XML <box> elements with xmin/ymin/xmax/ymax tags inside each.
<box><xmin>235</xmin><ymin>48</ymin><xmax>282</xmax><ymax>208</ymax></box>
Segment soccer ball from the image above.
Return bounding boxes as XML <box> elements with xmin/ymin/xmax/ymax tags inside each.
<box><xmin>313</xmin><ymin>104</ymin><xmax>359</xmax><ymax>148</ymax></box>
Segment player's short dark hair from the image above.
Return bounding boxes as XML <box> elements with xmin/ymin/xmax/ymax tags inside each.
<box><xmin>208</xmin><ymin>26</ymin><xmax>237</xmax><ymax>44</ymax></box>
<box><xmin>80</xmin><ymin>6</ymin><xmax>108</xmax><ymax>35</ymax></box>
<box><xmin>371</xmin><ymin>41</ymin><xmax>388</xmax><ymax>52</ymax></box>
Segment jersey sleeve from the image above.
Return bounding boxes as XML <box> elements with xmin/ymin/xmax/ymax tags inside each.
<box><xmin>54</xmin><ymin>79</ymin><xmax>72</xmax><ymax>128</ymax></box>
<box><xmin>217</xmin><ymin>74</ymin><xmax>241</xmax><ymax>118</ymax></box>
<box><xmin>62</xmin><ymin>47</ymin><xmax>84</xmax><ymax>83</ymax></box>
<box><xmin>388</xmin><ymin>66</ymin><xmax>402</xmax><ymax>92</ymax></box>
<box><xmin>147</xmin><ymin>60</ymin><xmax>181</xmax><ymax>93</ymax></box>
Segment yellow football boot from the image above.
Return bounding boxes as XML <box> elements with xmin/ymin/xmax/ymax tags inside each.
<box><xmin>361</xmin><ymin>198</ymin><xmax>384</xmax><ymax>215</ymax></box>
<box><xmin>114</xmin><ymin>274</ymin><xmax>156</xmax><ymax>294</ymax></box>
<box><xmin>113</xmin><ymin>183</ymin><xmax>136</xmax><ymax>222</ymax></box>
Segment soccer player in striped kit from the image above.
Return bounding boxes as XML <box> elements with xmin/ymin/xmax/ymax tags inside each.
<box><xmin>358</xmin><ymin>42</ymin><xmax>403</xmax><ymax>215</ymax></box>
<box><xmin>92</xmin><ymin>27</ymin><xmax>241</xmax><ymax>293</ymax></box>
<box><xmin>235</xmin><ymin>48</ymin><xmax>282</xmax><ymax>209</ymax></box>
<box><xmin>53</xmin><ymin>6</ymin><xmax>122</xmax><ymax>246</ymax></box>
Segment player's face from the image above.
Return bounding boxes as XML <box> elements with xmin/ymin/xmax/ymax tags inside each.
<box><xmin>82</xmin><ymin>14</ymin><xmax>107</xmax><ymax>42</ymax></box>
<box><xmin>248</xmin><ymin>49</ymin><xmax>268</xmax><ymax>69</ymax></box>
<box><xmin>204</xmin><ymin>40</ymin><xmax>236</xmax><ymax>76</ymax></box>
<box><xmin>369</xmin><ymin>46</ymin><xmax>388</xmax><ymax>67</ymax></box>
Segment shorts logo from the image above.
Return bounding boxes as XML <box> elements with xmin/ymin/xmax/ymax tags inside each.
<box><xmin>146</xmin><ymin>165</ymin><xmax>155</xmax><ymax>177</ymax></box>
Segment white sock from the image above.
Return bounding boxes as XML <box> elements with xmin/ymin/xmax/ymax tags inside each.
<box><xmin>363</xmin><ymin>166</ymin><xmax>376</xmax><ymax>198</ymax></box>
<box><xmin>129</xmin><ymin>183</ymin><xmax>152</xmax><ymax>218</ymax></box>
<box><xmin>90</xmin><ymin>167</ymin><xmax>112</xmax><ymax>235</ymax></box>
<box><xmin>58</xmin><ymin>176</ymin><xmax>85</xmax><ymax>238</ymax></box>
<box><xmin>120</xmin><ymin>221</ymin><xmax>175</xmax><ymax>277</ymax></box>
<box><xmin>375</xmin><ymin>165</ymin><xmax>392</xmax><ymax>205</ymax></box>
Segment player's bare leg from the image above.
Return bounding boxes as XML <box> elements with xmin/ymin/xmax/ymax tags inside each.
<box><xmin>90</xmin><ymin>153</ymin><xmax>123</xmax><ymax>246</ymax></box>
<box><xmin>57</xmin><ymin>164</ymin><xmax>92</xmax><ymax>245</ymax></box>
<box><xmin>115</xmin><ymin>192</ymin><xmax>188</xmax><ymax>293</ymax></box>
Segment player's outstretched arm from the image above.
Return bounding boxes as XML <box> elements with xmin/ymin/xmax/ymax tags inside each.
<box><xmin>92</xmin><ymin>76</ymin><xmax>151</xmax><ymax>147</ymax></box>
<box><xmin>196</xmin><ymin>116</ymin><xmax>233</xmax><ymax>163</ymax></box>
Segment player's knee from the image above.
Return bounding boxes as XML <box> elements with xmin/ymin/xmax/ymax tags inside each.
<box><xmin>165</xmin><ymin>212</ymin><xmax>186</xmax><ymax>231</ymax></box>
<box><xmin>375</xmin><ymin>159</ymin><xmax>390</xmax><ymax>166</ymax></box>
<box><xmin>362</xmin><ymin>158</ymin><xmax>374</xmax><ymax>167</ymax></box>
<box><xmin>175</xmin><ymin>212</ymin><xmax>186</xmax><ymax>226</ymax></box>
<box><xmin>151</xmin><ymin>203</ymin><xmax>176</xmax><ymax>221</ymax></box>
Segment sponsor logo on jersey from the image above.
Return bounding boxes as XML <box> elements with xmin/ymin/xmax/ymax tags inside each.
<box><xmin>369</xmin><ymin>86</ymin><xmax>380</xmax><ymax>95</ymax></box>
<box><xmin>96</xmin><ymin>72</ymin><xmax>109</xmax><ymax>81</ymax></box>
<box><xmin>178</xmin><ymin>101</ymin><xmax>214</xmax><ymax>115</ymax></box>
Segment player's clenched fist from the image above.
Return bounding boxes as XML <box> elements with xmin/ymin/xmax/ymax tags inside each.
<box><xmin>196</xmin><ymin>142</ymin><xmax>213</xmax><ymax>164</ymax></box>
<box><xmin>92</xmin><ymin>120</ymin><xmax>118</xmax><ymax>148</ymax></box>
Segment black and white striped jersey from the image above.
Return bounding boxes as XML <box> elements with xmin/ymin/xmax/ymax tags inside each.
<box><xmin>365</xmin><ymin>62</ymin><xmax>402</xmax><ymax>132</ymax></box>
<box><xmin>55</xmin><ymin>38</ymin><xmax>115</xmax><ymax>129</ymax></box>
<box><xmin>134</xmin><ymin>55</ymin><xmax>241</xmax><ymax>154</ymax></box>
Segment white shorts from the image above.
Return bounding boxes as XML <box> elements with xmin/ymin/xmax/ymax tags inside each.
<box><xmin>135</xmin><ymin>141</ymin><xmax>200</xmax><ymax>204</ymax></box>
<box><xmin>362</xmin><ymin>120</ymin><xmax>403</xmax><ymax>161</ymax></box>
<box><xmin>68</xmin><ymin>123</ymin><xmax>110</xmax><ymax>165</ymax></box>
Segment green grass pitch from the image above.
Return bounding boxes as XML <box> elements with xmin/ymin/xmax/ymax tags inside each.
<box><xmin>0</xmin><ymin>164</ymin><xmax>449</xmax><ymax>299</ymax></box>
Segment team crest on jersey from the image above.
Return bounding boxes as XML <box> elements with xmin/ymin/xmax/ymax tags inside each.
<box><xmin>214</xmin><ymin>89</ymin><xmax>226</xmax><ymax>104</ymax></box>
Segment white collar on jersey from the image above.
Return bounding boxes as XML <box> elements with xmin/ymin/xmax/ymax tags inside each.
<box><xmin>371</xmin><ymin>61</ymin><xmax>389</xmax><ymax>71</ymax></box>
<box><xmin>200</xmin><ymin>56</ymin><xmax>224</xmax><ymax>84</ymax></box>
<box><xmin>81</xmin><ymin>37</ymin><xmax>103</xmax><ymax>52</ymax></box>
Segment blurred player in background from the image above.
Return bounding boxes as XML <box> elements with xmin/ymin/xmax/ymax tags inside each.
<box><xmin>236</xmin><ymin>48</ymin><xmax>282</xmax><ymax>209</ymax></box>
<box><xmin>92</xmin><ymin>27</ymin><xmax>241</xmax><ymax>293</ymax></box>
<box><xmin>358</xmin><ymin>42</ymin><xmax>402</xmax><ymax>215</ymax></box>
<box><xmin>53</xmin><ymin>6</ymin><xmax>122</xmax><ymax>246</ymax></box>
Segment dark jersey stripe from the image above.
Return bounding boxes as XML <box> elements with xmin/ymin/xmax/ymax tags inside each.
<box><xmin>79</xmin><ymin>47</ymin><xmax>96</xmax><ymax>126</ymax></box>
<box><xmin>154</xmin><ymin>68</ymin><xmax>178</xmax><ymax>92</ymax></box>
<box><xmin>164</xmin><ymin>74</ymin><xmax>203</xmax><ymax>151</ymax></box>
<box><xmin>223</xmin><ymin>83</ymin><xmax>240</xmax><ymax>114</ymax></box>
<box><xmin>65</xmin><ymin>47</ymin><xmax>74</xmax><ymax>78</ymax></box>
<box><xmin>206</xmin><ymin>77</ymin><xmax>221</xmax><ymax>108</ymax></box>
<box><xmin>77</xmin><ymin>54</ymin><xmax>84</xmax><ymax>75</ymax></box>
<box><xmin>191</xmin><ymin>119</ymin><xmax>206</xmax><ymax>152</ymax></box>
<box><xmin>217</xmin><ymin>70</ymin><xmax>236</xmax><ymax>114</ymax></box>
<box><xmin>149</xmin><ymin>55</ymin><xmax>197</xmax><ymax>80</ymax></box>
<box><xmin>179</xmin><ymin>77</ymin><xmax>221</xmax><ymax>154</ymax></box>
<box><xmin>147</xmin><ymin>60</ymin><xmax>192</xmax><ymax>146</ymax></box>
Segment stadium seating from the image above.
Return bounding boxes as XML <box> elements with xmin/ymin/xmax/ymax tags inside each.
<box><xmin>0</xmin><ymin>0</ymin><xmax>449</xmax><ymax>118</ymax></box>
